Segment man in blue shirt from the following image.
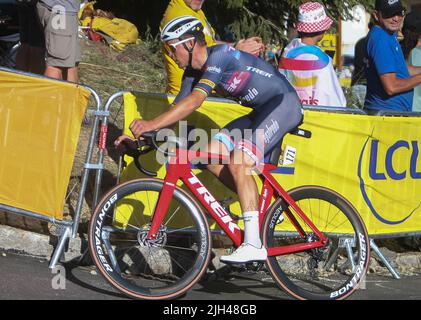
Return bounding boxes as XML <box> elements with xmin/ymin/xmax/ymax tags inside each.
<box><xmin>365</xmin><ymin>0</ymin><xmax>421</xmax><ymax>113</ymax></box>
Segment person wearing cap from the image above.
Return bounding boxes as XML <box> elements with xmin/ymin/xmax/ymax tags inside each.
<box><xmin>160</xmin><ymin>0</ymin><xmax>265</xmax><ymax>95</ymax></box>
<box><xmin>115</xmin><ymin>16</ymin><xmax>303</xmax><ymax>264</ymax></box>
<box><xmin>401</xmin><ymin>11</ymin><xmax>421</xmax><ymax>111</ymax></box>
<box><xmin>278</xmin><ymin>2</ymin><xmax>346</xmax><ymax>107</ymax></box>
<box><xmin>364</xmin><ymin>0</ymin><xmax>421</xmax><ymax>113</ymax></box>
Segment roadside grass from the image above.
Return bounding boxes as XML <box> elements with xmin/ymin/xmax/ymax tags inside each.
<box><xmin>79</xmin><ymin>37</ymin><xmax>166</xmax><ymax>100</ymax></box>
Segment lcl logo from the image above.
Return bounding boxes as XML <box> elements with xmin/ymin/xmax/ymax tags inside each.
<box><xmin>358</xmin><ymin>138</ymin><xmax>421</xmax><ymax>225</ymax></box>
<box><xmin>369</xmin><ymin>140</ymin><xmax>421</xmax><ymax>180</ymax></box>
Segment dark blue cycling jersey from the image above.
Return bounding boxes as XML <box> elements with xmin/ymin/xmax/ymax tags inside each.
<box><xmin>173</xmin><ymin>44</ymin><xmax>303</xmax><ymax>164</ymax></box>
<box><xmin>173</xmin><ymin>44</ymin><xmax>296</xmax><ymax>108</ymax></box>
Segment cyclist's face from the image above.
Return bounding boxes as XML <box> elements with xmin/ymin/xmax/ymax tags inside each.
<box><xmin>184</xmin><ymin>0</ymin><xmax>204</xmax><ymax>11</ymax></box>
<box><xmin>165</xmin><ymin>38</ymin><xmax>194</xmax><ymax>68</ymax></box>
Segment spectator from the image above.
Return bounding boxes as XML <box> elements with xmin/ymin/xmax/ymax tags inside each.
<box><xmin>401</xmin><ymin>11</ymin><xmax>421</xmax><ymax>61</ymax></box>
<box><xmin>364</xmin><ymin>0</ymin><xmax>421</xmax><ymax>114</ymax></box>
<box><xmin>160</xmin><ymin>0</ymin><xmax>265</xmax><ymax>95</ymax></box>
<box><xmin>36</xmin><ymin>0</ymin><xmax>80</xmax><ymax>82</ymax></box>
<box><xmin>351</xmin><ymin>21</ymin><xmax>374</xmax><ymax>108</ymax></box>
<box><xmin>278</xmin><ymin>2</ymin><xmax>346</xmax><ymax>107</ymax></box>
<box><xmin>352</xmin><ymin>21</ymin><xmax>374</xmax><ymax>87</ymax></box>
<box><xmin>15</xmin><ymin>0</ymin><xmax>45</xmax><ymax>74</ymax></box>
<box><xmin>401</xmin><ymin>11</ymin><xmax>421</xmax><ymax>111</ymax></box>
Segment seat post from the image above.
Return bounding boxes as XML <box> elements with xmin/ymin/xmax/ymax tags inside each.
<box><xmin>268</xmin><ymin>144</ymin><xmax>283</xmax><ymax>166</ymax></box>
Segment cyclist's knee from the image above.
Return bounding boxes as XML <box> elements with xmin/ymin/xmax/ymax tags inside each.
<box><xmin>228</xmin><ymin>150</ymin><xmax>255</xmax><ymax>176</ymax></box>
<box><xmin>234</xmin><ymin>140</ymin><xmax>262</xmax><ymax>166</ymax></box>
<box><xmin>207</xmin><ymin>163</ymin><xmax>224</xmax><ymax>175</ymax></box>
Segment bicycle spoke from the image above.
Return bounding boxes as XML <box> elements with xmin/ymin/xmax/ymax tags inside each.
<box><xmin>127</xmin><ymin>223</ymin><xmax>143</xmax><ymax>231</ymax></box>
<box><xmin>164</xmin><ymin>206</ymin><xmax>181</xmax><ymax>226</ymax></box>
<box><xmin>164</xmin><ymin>244</ymin><xmax>198</xmax><ymax>252</ymax></box>
<box><xmin>166</xmin><ymin>225</ymin><xmax>196</xmax><ymax>234</ymax></box>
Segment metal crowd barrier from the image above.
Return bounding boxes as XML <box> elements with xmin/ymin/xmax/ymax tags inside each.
<box><xmin>374</xmin><ymin>110</ymin><xmax>421</xmax><ymax>117</ymax></box>
<box><xmin>1</xmin><ymin>78</ymin><xmax>419</xmax><ymax>280</ymax></box>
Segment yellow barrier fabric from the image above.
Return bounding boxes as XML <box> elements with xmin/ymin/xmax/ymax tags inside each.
<box><xmin>0</xmin><ymin>70</ymin><xmax>90</xmax><ymax>219</ymax></box>
<box><xmin>120</xmin><ymin>92</ymin><xmax>421</xmax><ymax>236</ymax></box>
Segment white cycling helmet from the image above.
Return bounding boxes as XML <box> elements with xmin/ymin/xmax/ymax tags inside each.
<box><xmin>161</xmin><ymin>16</ymin><xmax>204</xmax><ymax>42</ymax></box>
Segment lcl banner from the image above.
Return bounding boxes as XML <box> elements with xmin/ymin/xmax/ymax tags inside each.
<box><xmin>278</xmin><ymin>111</ymin><xmax>421</xmax><ymax>235</ymax></box>
<box><xmin>119</xmin><ymin>92</ymin><xmax>421</xmax><ymax>236</ymax></box>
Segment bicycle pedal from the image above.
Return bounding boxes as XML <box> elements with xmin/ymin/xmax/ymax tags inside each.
<box><xmin>226</xmin><ymin>262</ymin><xmax>247</xmax><ymax>269</ymax></box>
<box><xmin>245</xmin><ymin>261</ymin><xmax>265</xmax><ymax>272</ymax></box>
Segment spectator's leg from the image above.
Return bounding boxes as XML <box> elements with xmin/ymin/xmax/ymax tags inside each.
<box><xmin>44</xmin><ymin>65</ymin><xmax>63</xmax><ymax>79</ymax></box>
<box><xmin>66</xmin><ymin>65</ymin><xmax>79</xmax><ymax>83</ymax></box>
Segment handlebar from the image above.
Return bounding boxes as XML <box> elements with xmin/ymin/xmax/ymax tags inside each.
<box><xmin>120</xmin><ymin>133</ymin><xmax>158</xmax><ymax>177</ymax></box>
<box><xmin>119</xmin><ymin>131</ymin><xmax>185</xmax><ymax>177</ymax></box>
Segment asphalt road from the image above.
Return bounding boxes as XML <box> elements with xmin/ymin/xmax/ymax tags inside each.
<box><xmin>1</xmin><ymin>251</ymin><xmax>421</xmax><ymax>301</ymax></box>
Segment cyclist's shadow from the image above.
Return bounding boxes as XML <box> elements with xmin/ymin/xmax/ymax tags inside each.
<box><xmin>62</xmin><ymin>259</ymin><xmax>128</xmax><ymax>299</ymax></box>
<box><xmin>194</xmin><ymin>265</ymin><xmax>290</xmax><ymax>300</ymax></box>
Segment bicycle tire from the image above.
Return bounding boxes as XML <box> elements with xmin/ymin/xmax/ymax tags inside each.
<box><xmin>88</xmin><ymin>178</ymin><xmax>211</xmax><ymax>300</ymax></box>
<box><xmin>262</xmin><ymin>185</ymin><xmax>370</xmax><ymax>300</ymax></box>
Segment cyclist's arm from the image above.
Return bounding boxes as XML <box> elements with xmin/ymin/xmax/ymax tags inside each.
<box><xmin>128</xmin><ymin>90</ymin><xmax>206</xmax><ymax>139</ymax></box>
<box><xmin>173</xmin><ymin>68</ymin><xmax>201</xmax><ymax>105</ymax></box>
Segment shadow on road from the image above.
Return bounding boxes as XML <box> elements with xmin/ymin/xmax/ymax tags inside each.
<box><xmin>63</xmin><ymin>260</ymin><xmax>128</xmax><ymax>299</ymax></box>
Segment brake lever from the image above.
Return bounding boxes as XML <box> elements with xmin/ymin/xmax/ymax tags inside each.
<box><xmin>142</xmin><ymin>131</ymin><xmax>162</xmax><ymax>147</ymax></box>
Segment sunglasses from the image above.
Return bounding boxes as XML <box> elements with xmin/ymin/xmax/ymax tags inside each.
<box><xmin>165</xmin><ymin>37</ymin><xmax>196</xmax><ymax>54</ymax></box>
<box><xmin>381</xmin><ymin>10</ymin><xmax>406</xmax><ymax>19</ymax></box>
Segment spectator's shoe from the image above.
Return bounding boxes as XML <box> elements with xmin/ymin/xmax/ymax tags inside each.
<box><xmin>220</xmin><ymin>243</ymin><xmax>267</xmax><ymax>264</ymax></box>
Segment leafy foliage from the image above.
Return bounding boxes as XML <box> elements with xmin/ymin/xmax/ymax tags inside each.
<box><xmin>95</xmin><ymin>0</ymin><xmax>375</xmax><ymax>44</ymax></box>
<box><xmin>204</xmin><ymin>0</ymin><xmax>375</xmax><ymax>44</ymax></box>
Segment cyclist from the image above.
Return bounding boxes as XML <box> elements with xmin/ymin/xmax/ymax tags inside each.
<box><xmin>115</xmin><ymin>16</ymin><xmax>303</xmax><ymax>264</ymax></box>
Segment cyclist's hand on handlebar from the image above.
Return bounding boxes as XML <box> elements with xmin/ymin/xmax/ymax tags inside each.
<box><xmin>114</xmin><ymin>134</ymin><xmax>137</xmax><ymax>154</ymax></box>
<box><xmin>129</xmin><ymin>119</ymin><xmax>155</xmax><ymax>139</ymax></box>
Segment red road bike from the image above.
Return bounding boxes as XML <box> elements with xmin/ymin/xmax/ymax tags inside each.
<box><xmin>88</xmin><ymin>129</ymin><xmax>370</xmax><ymax>300</ymax></box>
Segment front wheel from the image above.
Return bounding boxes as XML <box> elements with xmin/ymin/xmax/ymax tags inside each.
<box><xmin>88</xmin><ymin>178</ymin><xmax>211</xmax><ymax>300</ymax></box>
<box><xmin>262</xmin><ymin>186</ymin><xmax>370</xmax><ymax>300</ymax></box>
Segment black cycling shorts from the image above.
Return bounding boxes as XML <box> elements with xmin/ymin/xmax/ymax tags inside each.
<box><xmin>213</xmin><ymin>91</ymin><xmax>303</xmax><ymax>164</ymax></box>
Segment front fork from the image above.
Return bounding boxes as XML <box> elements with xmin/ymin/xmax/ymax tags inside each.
<box><xmin>147</xmin><ymin>175</ymin><xmax>178</xmax><ymax>240</ymax></box>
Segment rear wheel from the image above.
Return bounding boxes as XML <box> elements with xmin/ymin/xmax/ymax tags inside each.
<box><xmin>262</xmin><ymin>186</ymin><xmax>369</xmax><ymax>300</ymax></box>
<box><xmin>88</xmin><ymin>178</ymin><xmax>211</xmax><ymax>299</ymax></box>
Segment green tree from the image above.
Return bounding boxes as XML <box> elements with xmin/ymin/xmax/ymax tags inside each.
<box><xmin>95</xmin><ymin>0</ymin><xmax>376</xmax><ymax>44</ymax></box>
<box><xmin>204</xmin><ymin>0</ymin><xmax>375</xmax><ymax>44</ymax></box>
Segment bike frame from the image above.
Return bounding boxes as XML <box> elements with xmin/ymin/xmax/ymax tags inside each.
<box><xmin>146</xmin><ymin>147</ymin><xmax>328</xmax><ymax>257</ymax></box>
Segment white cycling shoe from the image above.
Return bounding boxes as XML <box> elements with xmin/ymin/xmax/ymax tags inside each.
<box><xmin>220</xmin><ymin>243</ymin><xmax>267</xmax><ymax>264</ymax></box>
